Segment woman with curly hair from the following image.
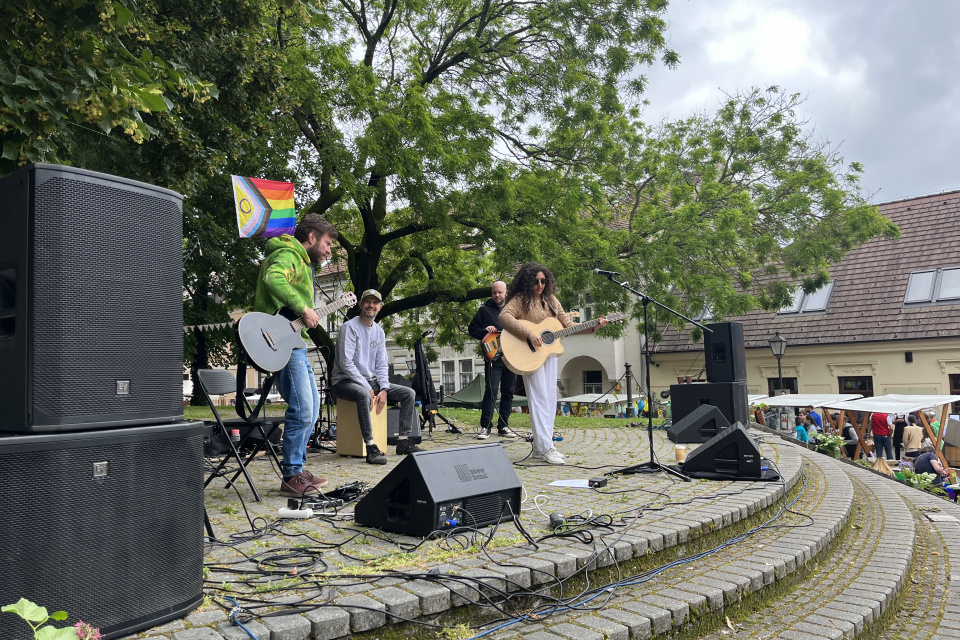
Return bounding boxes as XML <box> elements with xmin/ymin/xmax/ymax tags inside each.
<box><xmin>499</xmin><ymin>263</ymin><xmax>606</xmax><ymax>464</ymax></box>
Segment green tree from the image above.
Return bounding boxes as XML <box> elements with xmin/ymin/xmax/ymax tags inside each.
<box><xmin>595</xmin><ymin>87</ymin><xmax>898</xmax><ymax>338</ymax></box>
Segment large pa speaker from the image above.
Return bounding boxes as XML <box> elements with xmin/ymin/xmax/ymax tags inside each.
<box><xmin>682</xmin><ymin>423</ymin><xmax>762</xmax><ymax>479</ymax></box>
<box><xmin>0</xmin><ymin>163</ymin><xmax>184</xmax><ymax>433</ymax></box>
<box><xmin>354</xmin><ymin>443</ymin><xmax>522</xmax><ymax>537</ymax></box>
<box><xmin>671</xmin><ymin>381</ymin><xmax>749</xmax><ymax>426</ymax></box>
<box><xmin>704</xmin><ymin>322</ymin><xmax>746</xmax><ymax>383</ymax></box>
<box><xmin>0</xmin><ymin>422</ymin><xmax>206</xmax><ymax>640</ymax></box>
<box><xmin>667</xmin><ymin>404</ymin><xmax>731</xmax><ymax>444</ymax></box>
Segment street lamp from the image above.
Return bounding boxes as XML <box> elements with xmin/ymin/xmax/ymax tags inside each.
<box><xmin>768</xmin><ymin>331</ymin><xmax>788</xmax><ymax>395</ymax></box>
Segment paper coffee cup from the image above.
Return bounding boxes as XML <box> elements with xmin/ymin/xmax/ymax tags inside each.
<box><xmin>675</xmin><ymin>444</ymin><xmax>687</xmax><ymax>463</ymax></box>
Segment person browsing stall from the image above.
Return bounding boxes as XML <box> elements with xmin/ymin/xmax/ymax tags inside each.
<box><xmin>254</xmin><ymin>214</ymin><xmax>338</xmax><ymax>497</ymax></box>
<box><xmin>468</xmin><ymin>280</ymin><xmax>518</xmax><ymax>440</ymax></box>
<box><xmin>498</xmin><ymin>263</ymin><xmax>607</xmax><ymax>465</ymax></box>
<box><xmin>332</xmin><ymin>290</ymin><xmax>422</xmax><ymax>465</ymax></box>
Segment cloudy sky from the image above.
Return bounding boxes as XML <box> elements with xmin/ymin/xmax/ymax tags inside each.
<box><xmin>640</xmin><ymin>0</ymin><xmax>960</xmax><ymax>203</ymax></box>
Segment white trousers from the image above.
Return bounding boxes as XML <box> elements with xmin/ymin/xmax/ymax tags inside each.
<box><xmin>525</xmin><ymin>355</ymin><xmax>558</xmax><ymax>454</ymax></box>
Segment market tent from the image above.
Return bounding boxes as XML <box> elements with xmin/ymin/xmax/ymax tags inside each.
<box><xmin>820</xmin><ymin>394</ymin><xmax>960</xmax><ymax>468</ymax></box>
<box><xmin>558</xmin><ymin>392</ymin><xmax>637</xmax><ymax>418</ymax></box>
<box><xmin>750</xmin><ymin>394</ymin><xmax>864</xmax><ymax>408</ymax></box>
<box><xmin>442</xmin><ymin>374</ymin><xmax>527</xmax><ymax>409</ymax></box>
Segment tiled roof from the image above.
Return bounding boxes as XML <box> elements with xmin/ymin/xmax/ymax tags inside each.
<box><xmin>656</xmin><ymin>189</ymin><xmax>960</xmax><ymax>352</ymax></box>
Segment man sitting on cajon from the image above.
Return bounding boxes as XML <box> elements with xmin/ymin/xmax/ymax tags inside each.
<box><xmin>331</xmin><ymin>289</ymin><xmax>422</xmax><ymax>464</ymax></box>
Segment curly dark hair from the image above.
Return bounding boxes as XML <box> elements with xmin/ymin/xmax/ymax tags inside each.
<box><xmin>506</xmin><ymin>262</ymin><xmax>555</xmax><ymax>313</ymax></box>
<box><xmin>294</xmin><ymin>213</ymin><xmax>338</xmax><ymax>243</ymax></box>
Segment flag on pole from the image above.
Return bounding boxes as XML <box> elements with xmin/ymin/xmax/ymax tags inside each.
<box><xmin>232</xmin><ymin>175</ymin><xmax>296</xmax><ymax>238</ymax></box>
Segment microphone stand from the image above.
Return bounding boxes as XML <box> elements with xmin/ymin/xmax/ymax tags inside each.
<box><xmin>600</xmin><ymin>273</ymin><xmax>712</xmax><ymax>482</ymax></box>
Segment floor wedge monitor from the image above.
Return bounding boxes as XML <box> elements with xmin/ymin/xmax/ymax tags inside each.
<box><xmin>0</xmin><ymin>163</ymin><xmax>184</xmax><ymax>432</ymax></box>
<box><xmin>681</xmin><ymin>423</ymin><xmax>763</xmax><ymax>479</ymax></box>
<box><xmin>0</xmin><ymin>422</ymin><xmax>206</xmax><ymax>640</ymax></box>
<box><xmin>354</xmin><ymin>443</ymin><xmax>522</xmax><ymax>536</ymax></box>
<box><xmin>667</xmin><ymin>404</ymin><xmax>731</xmax><ymax>444</ymax></box>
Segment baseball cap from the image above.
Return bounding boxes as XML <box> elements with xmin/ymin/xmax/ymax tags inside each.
<box><xmin>360</xmin><ymin>289</ymin><xmax>382</xmax><ymax>302</ymax></box>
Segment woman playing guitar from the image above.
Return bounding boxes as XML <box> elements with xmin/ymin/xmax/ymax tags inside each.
<box><xmin>499</xmin><ymin>263</ymin><xmax>607</xmax><ymax>465</ymax></box>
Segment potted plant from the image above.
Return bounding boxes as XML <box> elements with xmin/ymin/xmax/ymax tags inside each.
<box><xmin>814</xmin><ymin>433</ymin><xmax>845</xmax><ymax>458</ymax></box>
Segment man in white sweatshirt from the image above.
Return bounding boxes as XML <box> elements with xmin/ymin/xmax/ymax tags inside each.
<box><xmin>331</xmin><ymin>289</ymin><xmax>422</xmax><ymax>464</ymax></box>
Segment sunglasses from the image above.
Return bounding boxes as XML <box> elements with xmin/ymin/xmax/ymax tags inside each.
<box><xmin>534</xmin><ymin>278</ymin><xmax>547</xmax><ymax>285</ymax></box>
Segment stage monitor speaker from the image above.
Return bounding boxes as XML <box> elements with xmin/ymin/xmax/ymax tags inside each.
<box><xmin>671</xmin><ymin>381</ymin><xmax>749</xmax><ymax>427</ymax></box>
<box><xmin>704</xmin><ymin>322</ymin><xmax>747</xmax><ymax>383</ymax></box>
<box><xmin>682</xmin><ymin>423</ymin><xmax>762</xmax><ymax>479</ymax></box>
<box><xmin>667</xmin><ymin>404</ymin><xmax>731</xmax><ymax>444</ymax></box>
<box><xmin>0</xmin><ymin>163</ymin><xmax>184</xmax><ymax>433</ymax></box>
<box><xmin>354</xmin><ymin>443</ymin><xmax>522</xmax><ymax>537</ymax></box>
<box><xmin>386</xmin><ymin>407</ymin><xmax>422</xmax><ymax>445</ymax></box>
<box><xmin>0</xmin><ymin>422</ymin><xmax>206</xmax><ymax>640</ymax></box>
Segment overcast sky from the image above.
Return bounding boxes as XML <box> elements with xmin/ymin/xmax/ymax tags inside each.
<box><xmin>640</xmin><ymin>0</ymin><xmax>960</xmax><ymax>204</ymax></box>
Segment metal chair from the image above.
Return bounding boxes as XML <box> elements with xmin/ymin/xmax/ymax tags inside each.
<box><xmin>197</xmin><ymin>368</ymin><xmax>283</xmax><ymax>502</ymax></box>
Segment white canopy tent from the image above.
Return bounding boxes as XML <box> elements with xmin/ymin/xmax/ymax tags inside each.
<box><xmin>558</xmin><ymin>393</ymin><xmax>634</xmax><ymax>417</ymax></box>
<box><xmin>751</xmin><ymin>394</ymin><xmax>864</xmax><ymax>408</ymax></box>
<box><xmin>818</xmin><ymin>394</ymin><xmax>960</xmax><ymax>468</ymax></box>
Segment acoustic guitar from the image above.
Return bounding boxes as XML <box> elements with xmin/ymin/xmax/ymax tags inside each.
<box><xmin>237</xmin><ymin>292</ymin><xmax>357</xmax><ymax>372</ymax></box>
<box><xmin>499</xmin><ymin>312</ymin><xmax>626</xmax><ymax>375</ymax></box>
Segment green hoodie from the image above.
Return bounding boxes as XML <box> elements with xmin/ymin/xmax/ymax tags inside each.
<box><xmin>254</xmin><ymin>235</ymin><xmax>315</xmax><ymax>338</ymax></box>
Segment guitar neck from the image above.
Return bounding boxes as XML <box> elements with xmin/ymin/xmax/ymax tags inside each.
<box><xmin>289</xmin><ymin>298</ymin><xmax>349</xmax><ymax>332</ymax></box>
<box><xmin>551</xmin><ymin>316</ymin><xmax>605</xmax><ymax>339</ymax></box>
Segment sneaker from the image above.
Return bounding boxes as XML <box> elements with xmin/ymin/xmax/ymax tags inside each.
<box><xmin>300</xmin><ymin>470</ymin><xmax>329</xmax><ymax>488</ymax></box>
<box><xmin>541</xmin><ymin>449</ymin><xmax>565</xmax><ymax>465</ymax></box>
<box><xmin>365</xmin><ymin>443</ymin><xmax>387</xmax><ymax>465</ymax></box>
<box><xmin>396</xmin><ymin>440</ymin><xmax>425</xmax><ymax>455</ymax></box>
<box><xmin>476</xmin><ymin>430</ymin><xmax>491</xmax><ymax>440</ymax></box>
<box><xmin>497</xmin><ymin>428</ymin><xmax>518</xmax><ymax>438</ymax></box>
<box><xmin>279</xmin><ymin>472</ymin><xmax>320</xmax><ymax>497</ymax></box>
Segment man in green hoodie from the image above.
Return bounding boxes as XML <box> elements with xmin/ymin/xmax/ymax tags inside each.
<box><xmin>254</xmin><ymin>214</ymin><xmax>338</xmax><ymax>497</ymax></box>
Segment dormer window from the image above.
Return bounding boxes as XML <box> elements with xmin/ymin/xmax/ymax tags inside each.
<box><xmin>777</xmin><ymin>281</ymin><xmax>835</xmax><ymax>316</ymax></box>
<box><xmin>904</xmin><ymin>267</ymin><xmax>960</xmax><ymax>305</ymax></box>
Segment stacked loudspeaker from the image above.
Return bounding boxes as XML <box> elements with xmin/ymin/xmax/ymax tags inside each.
<box><xmin>0</xmin><ymin>164</ymin><xmax>204</xmax><ymax>640</ymax></box>
<box><xmin>669</xmin><ymin>322</ymin><xmax>749</xmax><ymax>433</ymax></box>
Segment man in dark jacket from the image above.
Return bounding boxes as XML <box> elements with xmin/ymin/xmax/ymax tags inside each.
<box><xmin>468</xmin><ymin>281</ymin><xmax>517</xmax><ymax>439</ymax></box>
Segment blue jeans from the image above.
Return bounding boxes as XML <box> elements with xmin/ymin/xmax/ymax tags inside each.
<box><xmin>873</xmin><ymin>434</ymin><xmax>893</xmax><ymax>460</ymax></box>
<box><xmin>332</xmin><ymin>379</ymin><xmax>416</xmax><ymax>443</ymax></box>
<box><xmin>275</xmin><ymin>348</ymin><xmax>320</xmax><ymax>478</ymax></box>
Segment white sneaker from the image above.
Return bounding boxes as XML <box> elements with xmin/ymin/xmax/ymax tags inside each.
<box><xmin>541</xmin><ymin>449</ymin><xmax>565</xmax><ymax>465</ymax></box>
<box><xmin>476</xmin><ymin>430</ymin><xmax>490</xmax><ymax>440</ymax></box>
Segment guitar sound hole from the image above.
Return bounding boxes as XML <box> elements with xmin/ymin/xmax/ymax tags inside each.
<box><xmin>541</xmin><ymin>332</ymin><xmax>555</xmax><ymax>345</ymax></box>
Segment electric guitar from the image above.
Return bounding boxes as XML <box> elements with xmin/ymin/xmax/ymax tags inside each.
<box><xmin>237</xmin><ymin>292</ymin><xmax>357</xmax><ymax>373</ymax></box>
<box><xmin>499</xmin><ymin>313</ymin><xmax>626</xmax><ymax>376</ymax></box>
<box><xmin>481</xmin><ymin>331</ymin><xmax>502</xmax><ymax>362</ymax></box>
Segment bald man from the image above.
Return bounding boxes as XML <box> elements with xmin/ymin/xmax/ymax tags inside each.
<box><xmin>468</xmin><ymin>281</ymin><xmax>518</xmax><ymax>439</ymax></box>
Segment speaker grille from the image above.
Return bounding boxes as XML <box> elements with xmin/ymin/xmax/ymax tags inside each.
<box><xmin>0</xmin><ymin>426</ymin><xmax>205</xmax><ymax>640</ymax></box>
<box><xmin>463</xmin><ymin>493</ymin><xmax>508</xmax><ymax>526</ymax></box>
<box><xmin>31</xmin><ymin>174</ymin><xmax>183</xmax><ymax>424</ymax></box>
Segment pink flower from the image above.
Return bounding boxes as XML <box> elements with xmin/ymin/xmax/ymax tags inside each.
<box><xmin>74</xmin><ymin>621</ymin><xmax>102</xmax><ymax>640</ymax></box>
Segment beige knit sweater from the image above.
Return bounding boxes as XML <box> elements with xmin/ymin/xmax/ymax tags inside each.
<box><xmin>499</xmin><ymin>294</ymin><xmax>574</xmax><ymax>340</ymax></box>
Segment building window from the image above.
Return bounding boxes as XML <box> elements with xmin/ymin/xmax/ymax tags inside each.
<box><xmin>442</xmin><ymin>361</ymin><xmax>455</xmax><ymax>391</ymax></box>
<box><xmin>583</xmin><ymin>370</ymin><xmax>603</xmax><ymax>394</ymax></box>
<box><xmin>767</xmin><ymin>377</ymin><xmax>798</xmax><ymax>397</ymax></box>
<box><xmin>777</xmin><ymin>282</ymin><xmax>835</xmax><ymax>315</ymax></box>
<box><xmin>838</xmin><ymin>376</ymin><xmax>873</xmax><ymax>397</ymax></box>
<box><xmin>950</xmin><ymin>374</ymin><xmax>960</xmax><ymax>413</ymax></box>
<box><xmin>904</xmin><ymin>267</ymin><xmax>960</xmax><ymax>305</ymax></box>
<box><xmin>459</xmin><ymin>359</ymin><xmax>473</xmax><ymax>390</ymax></box>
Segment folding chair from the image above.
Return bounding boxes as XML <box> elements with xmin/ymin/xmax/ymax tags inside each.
<box><xmin>197</xmin><ymin>368</ymin><xmax>284</xmax><ymax>502</ymax></box>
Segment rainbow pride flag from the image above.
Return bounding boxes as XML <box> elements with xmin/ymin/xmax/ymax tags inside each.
<box><xmin>232</xmin><ymin>175</ymin><xmax>296</xmax><ymax>238</ymax></box>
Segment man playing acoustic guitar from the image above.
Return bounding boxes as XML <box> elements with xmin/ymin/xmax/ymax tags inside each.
<box><xmin>253</xmin><ymin>214</ymin><xmax>338</xmax><ymax>497</ymax></box>
<box><xmin>468</xmin><ymin>281</ymin><xmax>518</xmax><ymax>440</ymax></box>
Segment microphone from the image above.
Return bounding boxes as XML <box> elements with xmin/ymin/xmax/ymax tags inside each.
<box><xmin>592</xmin><ymin>268</ymin><xmax>620</xmax><ymax>276</ymax></box>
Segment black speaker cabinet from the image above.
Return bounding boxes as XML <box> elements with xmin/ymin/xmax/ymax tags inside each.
<box><xmin>667</xmin><ymin>404</ymin><xmax>731</xmax><ymax>444</ymax></box>
<box><xmin>386</xmin><ymin>407</ymin><xmax>422</xmax><ymax>445</ymax></box>
<box><xmin>704</xmin><ymin>322</ymin><xmax>747</xmax><ymax>383</ymax></box>
<box><xmin>682</xmin><ymin>423</ymin><xmax>762</xmax><ymax>479</ymax></box>
<box><xmin>355</xmin><ymin>443</ymin><xmax>522</xmax><ymax>536</ymax></box>
<box><xmin>671</xmin><ymin>381</ymin><xmax>749</xmax><ymax>426</ymax></box>
<box><xmin>0</xmin><ymin>422</ymin><xmax>206</xmax><ymax>640</ymax></box>
<box><xmin>0</xmin><ymin>163</ymin><xmax>184</xmax><ymax>433</ymax></box>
